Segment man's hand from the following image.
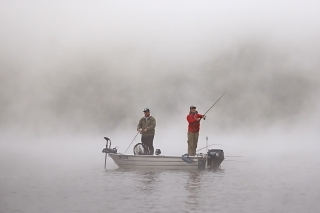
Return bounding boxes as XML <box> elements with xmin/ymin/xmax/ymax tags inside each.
<box><xmin>197</xmin><ymin>118</ymin><xmax>201</xmax><ymax>122</ymax></box>
<box><xmin>143</xmin><ymin>128</ymin><xmax>148</xmax><ymax>132</ymax></box>
<box><xmin>138</xmin><ymin>128</ymin><xmax>142</xmax><ymax>133</ymax></box>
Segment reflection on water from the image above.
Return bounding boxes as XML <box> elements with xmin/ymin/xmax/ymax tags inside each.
<box><xmin>2</xmin><ymin>159</ymin><xmax>319</xmax><ymax>213</ymax></box>
<box><xmin>137</xmin><ymin>172</ymin><xmax>159</xmax><ymax>193</ymax></box>
<box><xmin>183</xmin><ymin>169</ymin><xmax>225</xmax><ymax>212</ymax></box>
<box><xmin>184</xmin><ymin>172</ymin><xmax>202</xmax><ymax>211</ymax></box>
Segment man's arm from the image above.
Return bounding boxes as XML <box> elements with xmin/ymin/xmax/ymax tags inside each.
<box><xmin>187</xmin><ymin>115</ymin><xmax>199</xmax><ymax>124</ymax></box>
<box><xmin>137</xmin><ymin>118</ymin><xmax>142</xmax><ymax>131</ymax></box>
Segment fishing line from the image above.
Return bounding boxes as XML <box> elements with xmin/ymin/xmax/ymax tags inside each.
<box><xmin>124</xmin><ymin>132</ymin><xmax>140</xmax><ymax>154</ymax></box>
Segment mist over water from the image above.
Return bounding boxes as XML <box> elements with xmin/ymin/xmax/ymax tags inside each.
<box><xmin>1</xmin><ymin>1</ymin><xmax>319</xmax><ymax>135</ymax></box>
<box><xmin>1</xmin><ymin>1</ymin><xmax>320</xmax><ymax>212</ymax></box>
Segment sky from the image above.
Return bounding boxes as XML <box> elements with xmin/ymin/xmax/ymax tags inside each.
<box><xmin>0</xmin><ymin>1</ymin><xmax>320</xmax><ymax>167</ymax></box>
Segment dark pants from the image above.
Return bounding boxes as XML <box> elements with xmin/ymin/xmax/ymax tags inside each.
<box><xmin>141</xmin><ymin>135</ymin><xmax>154</xmax><ymax>155</ymax></box>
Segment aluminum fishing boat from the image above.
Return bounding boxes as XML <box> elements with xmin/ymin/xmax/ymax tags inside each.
<box><xmin>102</xmin><ymin>137</ymin><xmax>224</xmax><ymax>171</ymax></box>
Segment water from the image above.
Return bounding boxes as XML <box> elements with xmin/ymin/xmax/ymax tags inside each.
<box><xmin>1</xmin><ymin>154</ymin><xmax>320</xmax><ymax>213</ymax></box>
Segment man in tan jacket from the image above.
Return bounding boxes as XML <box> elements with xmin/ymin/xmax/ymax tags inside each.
<box><xmin>137</xmin><ymin>108</ymin><xmax>156</xmax><ymax>155</ymax></box>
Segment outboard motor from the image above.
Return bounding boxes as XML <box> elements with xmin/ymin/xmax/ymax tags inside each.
<box><xmin>133</xmin><ymin>143</ymin><xmax>150</xmax><ymax>155</ymax></box>
<box><xmin>207</xmin><ymin>149</ymin><xmax>224</xmax><ymax>170</ymax></box>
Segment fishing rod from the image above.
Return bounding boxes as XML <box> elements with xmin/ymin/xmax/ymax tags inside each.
<box><xmin>196</xmin><ymin>143</ymin><xmax>224</xmax><ymax>152</ymax></box>
<box><xmin>202</xmin><ymin>90</ymin><xmax>227</xmax><ymax>117</ymax></box>
<box><xmin>124</xmin><ymin>132</ymin><xmax>140</xmax><ymax>154</ymax></box>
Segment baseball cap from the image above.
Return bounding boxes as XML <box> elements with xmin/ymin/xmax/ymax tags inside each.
<box><xmin>190</xmin><ymin>106</ymin><xmax>196</xmax><ymax>109</ymax></box>
<box><xmin>143</xmin><ymin>108</ymin><xmax>150</xmax><ymax>112</ymax></box>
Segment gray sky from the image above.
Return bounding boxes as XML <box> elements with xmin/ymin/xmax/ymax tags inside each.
<box><xmin>0</xmin><ymin>1</ymin><xmax>320</xmax><ymax>157</ymax></box>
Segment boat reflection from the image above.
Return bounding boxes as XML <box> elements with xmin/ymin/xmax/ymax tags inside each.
<box><xmin>136</xmin><ymin>172</ymin><xmax>159</xmax><ymax>193</ymax></box>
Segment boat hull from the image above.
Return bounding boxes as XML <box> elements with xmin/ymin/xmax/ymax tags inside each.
<box><xmin>108</xmin><ymin>153</ymin><xmax>200</xmax><ymax>170</ymax></box>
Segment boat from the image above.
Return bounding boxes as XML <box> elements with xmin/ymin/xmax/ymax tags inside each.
<box><xmin>108</xmin><ymin>153</ymin><xmax>201</xmax><ymax>170</ymax></box>
<box><xmin>102</xmin><ymin>137</ymin><xmax>224</xmax><ymax>171</ymax></box>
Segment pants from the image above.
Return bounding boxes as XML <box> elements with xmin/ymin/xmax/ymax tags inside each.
<box><xmin>187</xmin><ymin>132</ymin><xmax>199</xmax><ymax>156</ymax></box>
<box><xmin>141</xmin><ymin>135</ymin><xmax>154</xmax><ymax>155</ymax></box>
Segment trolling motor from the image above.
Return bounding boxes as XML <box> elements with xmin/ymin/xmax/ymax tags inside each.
<box><xmin>102</xmin><ymin>137</ymin><xmax>118</xmax><ymax>154</ymax></box>
<box><xmin>102</xmin><ymin>137</ymin><xmax>118</xmax><ymax>170</ymax></box>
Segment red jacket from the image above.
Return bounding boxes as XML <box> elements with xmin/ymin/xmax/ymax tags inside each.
<box><xmin>187</xmin><ymin>112</ymin><xmax>203</xmax><ymax>133</ymax></box>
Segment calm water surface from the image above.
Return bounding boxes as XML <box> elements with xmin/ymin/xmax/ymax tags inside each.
<box><xmin>1</xmin><ymin>155</ymin><xmax>320</xmax><ymax>213</ymax></box>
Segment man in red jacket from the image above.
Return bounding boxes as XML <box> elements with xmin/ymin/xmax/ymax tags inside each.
<box><xmin>187</xmin><ymin>106</ymin><xmax>205</xmax><ymax>156</ymax></box>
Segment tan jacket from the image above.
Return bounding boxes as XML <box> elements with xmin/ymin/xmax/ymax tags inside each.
<box><xmin>137</xmin><ymin>116</ymin><xmax>156</xmax><ymax>136</ymax></box>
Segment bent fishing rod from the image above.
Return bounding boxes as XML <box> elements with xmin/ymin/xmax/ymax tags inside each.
<box><xmin>202</xmin><ymin>90</ymin><xmax>227</xmax><ymax>118</ymax></box>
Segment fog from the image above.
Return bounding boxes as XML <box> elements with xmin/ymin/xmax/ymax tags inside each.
<box><xmin>1</xmin><ymin>1</ymin><xmax>320</xmax><ymax>174</ymax></box>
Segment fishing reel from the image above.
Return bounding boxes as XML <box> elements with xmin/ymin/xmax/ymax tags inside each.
<box><xmin>102</xmin><ymin>137</ymin><xmax>118</xmax><ymax>154</ymax></box>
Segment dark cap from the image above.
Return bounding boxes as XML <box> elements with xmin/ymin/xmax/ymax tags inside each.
<box><xmin>190</xmin><ymin>106</ymin><xmax>196</xmax><ymax>109</ymax></box>
<box><xmin>143</xmin><ymin>108</ymin><xmax>150</xmax><ymax>112</ymax></box>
